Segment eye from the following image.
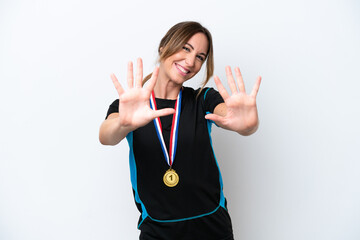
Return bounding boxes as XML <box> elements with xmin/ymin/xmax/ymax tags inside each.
<box><xmin>182</xmin><ymin>46</ymin><xmax>190</xmax><ymax>52</ymax></box>
<box><xmin>196</xmin><ymin>55</ymin><xmax>205</xmax><ymax>61</ymax></box>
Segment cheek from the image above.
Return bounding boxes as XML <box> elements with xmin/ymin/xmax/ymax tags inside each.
<box><xmin>164</xmin><ymin>59</ymin><xmax>175</xmax><ymax>71</ymax></box>
<box><xmin>194</xmin><ymin>62</ymin><xmax>204</xmax><ymax>73</ymax></box>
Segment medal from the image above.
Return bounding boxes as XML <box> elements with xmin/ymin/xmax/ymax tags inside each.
<box><xmin>163</xmin><ymin>169</ymin><xmax>179</xmax><ymax>187</ymax></box>
<box><xmin>150</xmin><ymin>89</ymin><xmax>182</xmax><ymax>187</ymax></box>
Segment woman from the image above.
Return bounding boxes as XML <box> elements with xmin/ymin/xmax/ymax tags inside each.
<box><xmin>99</xmin><ymin>21</ymin><xmax>261</xmax><ymax>240</ymax></box>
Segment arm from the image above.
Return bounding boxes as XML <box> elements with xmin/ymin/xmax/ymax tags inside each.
<box><xmin>99</xmin><ymin>58</ymin><xmax>175</xmax><ymax>145</ymax></box>
<box><xmin>99</xmin><ymin>113</ymin><xmax>133</xmax><ymax>145</ymax></box>
<box><xmin>205</xmin><ymin>66</ymin><xmax>261</xmax><ymax>136</ymax></box>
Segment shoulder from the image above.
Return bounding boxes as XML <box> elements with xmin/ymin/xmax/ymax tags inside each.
<box><xmin>108</xmin><ymin>99</ymin><xmax>119</xmax><ymax>107</ymax></box>
<box><xmin>105</xmin><ymin>99</ymin><xmax>119</xmax><ymax>119</ymax></box>
<box><xmin>181</xmin><ymin>87</ymin><xmax>223</xmax><ymax>113</ymax></box>
<box><xmin>182</xmin><ymin>86</ymin><xmax>214</xmax><ymax>101</ymax></box>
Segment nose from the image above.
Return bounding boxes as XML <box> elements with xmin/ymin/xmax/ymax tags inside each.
<box><xmin>185</xmin><ymin>54</ymin><xmax>195</xmax><ymax>67</ymax></box>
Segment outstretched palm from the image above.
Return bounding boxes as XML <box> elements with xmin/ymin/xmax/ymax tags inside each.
<box><xmin>205</xmin><ymin>66</ymin><xmax>261</xmax><ymax>135</ymax></box>
<box><xmin>111</xmin><ymin>58</ymin><xmax>175</xmax><ymax>131</ymax></box>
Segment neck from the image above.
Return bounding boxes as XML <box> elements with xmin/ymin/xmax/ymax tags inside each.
<box><xmin>153</xmin><ymin>75</ymin><xmax>182</xmax><ymax>100</ymax></box>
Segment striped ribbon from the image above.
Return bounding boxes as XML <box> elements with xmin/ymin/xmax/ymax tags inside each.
<box><xmin>149</xmin><ymin>89</ymin><xmax>182</xmax><ymax>167</ymax></box>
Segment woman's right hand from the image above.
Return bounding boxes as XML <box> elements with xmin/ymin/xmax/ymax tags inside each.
<box><xmin>100</xmin><ymin>58</ymin><xmax>175</xmax><ymax>145</ymax></box>
<box><xmin>111</xmin><ymin>58</ymin><xmax>175</xmax><ymax>131</ymax></box>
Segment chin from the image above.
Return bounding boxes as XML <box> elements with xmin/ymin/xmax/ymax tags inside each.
<box><xmin>171</xmin><ymin>73</ymin><xmax>196</xmax><ymax>85</ymax></box>
<box><xmin>173</xmin><ymin>76</ymin><xmax>192</xmax><ymax>86</ymax></box>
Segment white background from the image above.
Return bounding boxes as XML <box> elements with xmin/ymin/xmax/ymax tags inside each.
<box><xmin>1</xmin><ymin>0</ymin><xmax>359</xmax><ymax>239</ymax></box>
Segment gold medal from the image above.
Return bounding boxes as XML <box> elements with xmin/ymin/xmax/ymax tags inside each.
<box><xmin>163</xmin><ymin>169</ymin><xmax>179</xmax><ymax>187</ymax></box>
<box><xmin>151</xmin><ymin>90</ymin><xmax>182</xmax><ymax>188</ymax></box>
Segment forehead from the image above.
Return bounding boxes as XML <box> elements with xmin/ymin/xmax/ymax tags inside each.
<box><xmin>186</xmin><ymin>32</ymin><xmax>209</xmax><ymax>53</ymax></box>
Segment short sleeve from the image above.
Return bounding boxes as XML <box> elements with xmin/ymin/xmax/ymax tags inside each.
<box><xmin>105</xmin><ymin>99</ymin><xmax>119</xmax><ymax>119</ymax></box>
<box><xmin>203</xmin><ymin>88</ymin><xmax>224</xmax><ymax>113</ymax></box>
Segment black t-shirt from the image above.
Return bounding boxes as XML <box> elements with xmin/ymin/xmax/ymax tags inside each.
<box><xmin>106</xmin><ymin>87</ymin><xmax>233</xmax><ymax>240</ymax></box>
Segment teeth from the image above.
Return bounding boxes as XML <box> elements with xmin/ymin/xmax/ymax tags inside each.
<box><xmin>176</xmin><ymin>64</ymin><xmax>189</xmax><ymax>74</ymax></box>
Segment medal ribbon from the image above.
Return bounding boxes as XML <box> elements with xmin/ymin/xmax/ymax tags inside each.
<box><xmin>149</xmin><ymin>89</ymin><xmax>182</xmax><ymax>167</ymax></box>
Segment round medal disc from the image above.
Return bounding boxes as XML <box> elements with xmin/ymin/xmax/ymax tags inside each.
<box><xmin>163</xmin><ymin>169</ymin><xmax>179</xmax><ymax>187</ymax></box>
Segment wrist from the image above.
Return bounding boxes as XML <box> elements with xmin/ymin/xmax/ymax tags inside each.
<box><xmin>237</xmin><ymin>121</ymin><xmax>259</xmax><ymax>136</ymax></box>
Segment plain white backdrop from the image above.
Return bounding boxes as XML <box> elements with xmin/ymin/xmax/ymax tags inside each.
<box><xmin>1</xmin><ymin>0</ymin><xmax>359</xmax><ymax>239</ymax></box>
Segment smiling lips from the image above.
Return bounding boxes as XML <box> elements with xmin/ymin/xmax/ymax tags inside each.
<box><xmin>175</xmin><ymin>63</ymin><xmax>190</xmax><ymax>76</ymax></box>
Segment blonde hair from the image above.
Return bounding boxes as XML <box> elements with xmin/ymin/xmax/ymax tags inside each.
<box><xmin>143</xmin><ymin>21</ymin><xmax>214</xmax><ymax>95</ymax></box>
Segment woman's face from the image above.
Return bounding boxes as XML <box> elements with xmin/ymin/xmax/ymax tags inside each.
<box><xmin>159</xmin><ymin>32</ymin><xmax>209</xmax><ymax>85</ymax></box>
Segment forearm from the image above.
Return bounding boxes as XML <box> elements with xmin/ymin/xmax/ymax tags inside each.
<box><xmin>99</xmin><ymin>115</ymin><xmax>133</xmax><ymax>145</ymax></box>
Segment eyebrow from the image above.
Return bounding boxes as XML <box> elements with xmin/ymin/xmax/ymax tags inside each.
<box><xmin>185</xmin><ymin>43</ymin><xmax>207</xmax><ymax>57</ymax></box>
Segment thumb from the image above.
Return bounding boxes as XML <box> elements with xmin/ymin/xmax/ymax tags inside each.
<box><xmin>205</xmin><ymin>113</ymin><xmax>223</xmax><ymax>123</ymax></box>
<box><xmin>152</xmin><ymin>108</ymin><xmax>175</xmax><ymax>119</ymax></box>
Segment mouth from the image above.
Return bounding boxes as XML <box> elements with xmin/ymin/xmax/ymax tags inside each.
<box><xmin>175</xmin><ymin>63</ymin><xmax>190</xmax><ymax>76</ymax></box>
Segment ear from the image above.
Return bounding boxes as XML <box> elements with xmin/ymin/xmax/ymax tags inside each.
<box><xmin>159</xmin><ymin>47</ymin><xmax>163</xmax><ymax>54</ymax></box>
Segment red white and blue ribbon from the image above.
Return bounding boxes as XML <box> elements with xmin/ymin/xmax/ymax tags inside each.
<box><xmin>149</xmin><ymin>89</ymin><xmax>182</xmax><ymax>167</ymax></box>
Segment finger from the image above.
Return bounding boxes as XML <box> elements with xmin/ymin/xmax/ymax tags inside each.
<box><xmin>204</xmin><ymin>113</ymin><xmax>224</xmax><ymax>123</ymax></box>
<box><xmin>110</xmin><ymin>73</ymin><xmax>124</xmax><ymax>96</ymax></box>
<box><xmin>135</xmin><ymin>58</ymin><xmax>143</xmax><ymax>88</ymax></box>
<box><xmin>145</xmin><ymin>67</ymin><xmax>159</xmax><ymax>92</ymax></box>
<box><xmin>235</xmin><ymin>67</ymin><xmax>246</xmax><ymax>93</ymax></box>
<box><xmin>226</xmin><ymin>66</ymin><xmax>238</xmax><ymax>94</ymax></box>
<box><xmin>214</xmin><ymin>75</ymin><xmax>230</xmax><ymax>100</ymax></box>
<box><xmin>151</xmin><ymin>108</ymin><xmax>175</xmax><ymax>119</ymax></box>
<box><xmin>127</xmin><ymin>61</ymin><xmax>134</xmax><ymax>88</ymax></box>
<box><xmin>250</xmin><ymin>76</ymin><xmax>262</xmax><ymax>97</ymax></box>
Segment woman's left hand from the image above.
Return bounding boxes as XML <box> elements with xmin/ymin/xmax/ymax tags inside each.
<box><xmin>205</xmin><ymin>66</ymin><xmax>262</xmax><ymax>136</ymax></box>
